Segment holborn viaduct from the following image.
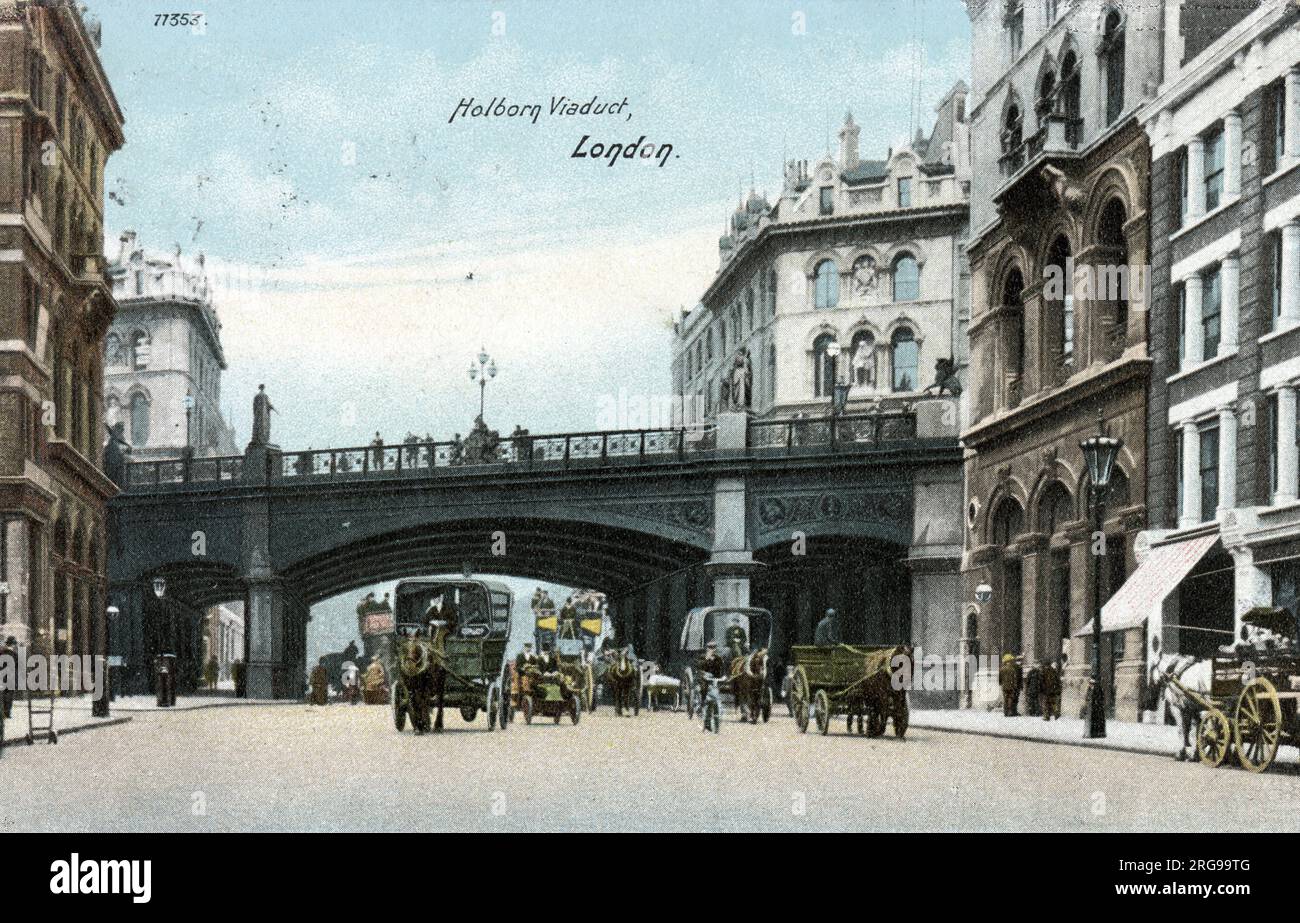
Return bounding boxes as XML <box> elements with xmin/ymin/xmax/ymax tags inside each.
<box><xmin>106</xmin><ymin>401</ymin><xmax>963</xmax><ymax>703</ymax></box>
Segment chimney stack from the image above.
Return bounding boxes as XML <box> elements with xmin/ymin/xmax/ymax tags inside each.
<box><xmin>838</xmin><ymin>111</ymin><xmax>860</xmax><ymax>170</ymax></box>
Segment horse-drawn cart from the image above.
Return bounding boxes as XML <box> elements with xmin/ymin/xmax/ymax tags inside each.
<box><xmin>788</xmin><ymin>643</ymin><xmax>910</xmax><ymax>738</ymax></box>
<box><xmin>679</xmin><ymin>606</ymin><xmax>773</xmax><ymax>724</ymax></box>
<box><xmin>391</xmin><ymin>578</ymin><xmax>514</xmax><ymax>734</ymax></box>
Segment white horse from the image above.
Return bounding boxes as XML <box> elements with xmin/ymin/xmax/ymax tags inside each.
<box><xmin>1147</xmin><ymin>653</ymin><xmax>1214</xmax><ymax>761</ymax></box>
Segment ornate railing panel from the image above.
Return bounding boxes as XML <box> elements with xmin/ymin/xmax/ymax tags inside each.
<box><xmin>747</xmin><ymin>412</ymin><xmax>917</xmax><ymax>453</ymax></box>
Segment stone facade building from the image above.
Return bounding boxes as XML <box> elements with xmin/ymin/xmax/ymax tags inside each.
<box><xmin>104</xmin><ymin>231</ymin><xmax>237</xmax><ymax>461</ymax></box>
<box><xmin>961</xmin><ymin>0</ymin><xmax>1162</xmax><ymax>719</ymax></box>
<box><xmin>1131</xmin><ymin>1</ymin><xmax>1300</xmax><ymax>673</ymax></box>
<box><xmin>673</xmin><ymin>84</ymin><xmax>972</xmax><ymax>424</ymax></box>
<box><xmin>0</xmin><ymin>1</ymin><xmax>123</xmax><ymax>662</ymax></box>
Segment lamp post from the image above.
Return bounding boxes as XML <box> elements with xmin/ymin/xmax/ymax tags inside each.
<box><xmin>468</xmin><ymin>347</ymin><xmax>497</xmax><ymax>420</ymax></box>
<box><xmin>826</xmin><ymin>342</ymin><xmax>850</xmax><ymax>443</ymax></box>
<box><xmin>1080</xmin><ymin>413</ymin><xmax>1122</xmax><ymax>739</ymax></box>
<box><xmin>183</xmin><ymin>390</ymin><xmax>194</xmax><ymax>448</ymax></box>
<box><xmin>93</xmin><ymin>604</ymin><xmax>118</xmax><ymax>718</ymax></box>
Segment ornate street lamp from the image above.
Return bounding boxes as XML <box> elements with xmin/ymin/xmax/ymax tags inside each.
<box><xmin>94</xmin><ymin>605</ymin><xmax>119</xmax><ymax>718</ymax></box>
<box><xmin>825</xmin><ymin>342</ymin><xmax>851</xmax><ymax>441</ymax></box>
<box><xmin>1080</xmin><ymin>413</ymin><xmax>1123</xmax><ymax>739</ymax></box>
<box><xmin>468</xmin><ymin>348</ymin><xmax>498</xmax><ymax>420</ymax></box>
<box><xmin>152</xmin><ymin>576</ymin><xmax>167</xmax><ymax>599</ymax></box>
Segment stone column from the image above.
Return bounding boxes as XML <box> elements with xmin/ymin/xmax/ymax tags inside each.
<box><xmin>1277</xmin><ymin>385</ymin><xmax>1299</xmax><ymax>505</ymax></box>
<box><xmin>1187</xmin><ymin>136</ymin><xmax>1206</xmax><ymax>220</ymax></box>
<box><xmin>1217</xmin><ymin>405</ymin><xmax>1238</xmax><ymax>515</ymax></box>
<box><xmin>1180</xmin><ymin>422</ymin><xmax>1202</xmax><ymax>528</ymax></box>
<box><xmin>245</xmin><ymin>580</ymin><xmax>291</xmax><ymax>699</ymax></box>
<box><xmin>1224</xmin><ymin>110</ymin><xmax>1242</xmax><ymax>200</ymax></box>
<box><xmin>1220</xmin><ymin>255</ymin><xmax>1240</xmax><ymax>353</ymax></box>
<box><xmin>1183</xmin><ymin>274</ymin><xmax>1204</xmax><ymax>368</ymax></box>
<box><xmin>1281</xmin><ymin>221</ymin><xmax>1300</xmax><ymax>329</ymax></box>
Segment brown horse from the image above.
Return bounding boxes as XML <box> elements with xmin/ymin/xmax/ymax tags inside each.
<box><xmin>399</xmin><ymin>625</ymin><xmax>449</xmax><ymax>734</ymax></box>
<box><xmin>605</xmin><ymin>647</ymin><xmax>640</xmax><ymax>716</ymax></box>
<box><xmin>729</xmin><ymin>648</ymin><xmax>768</xmax><ymax>723</ymax></box>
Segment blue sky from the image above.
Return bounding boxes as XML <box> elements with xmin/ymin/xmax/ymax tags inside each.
<box><xmin>91</xmin><ymin>0</ymin><xmax>971</xmax><ymax>642</ymax></box>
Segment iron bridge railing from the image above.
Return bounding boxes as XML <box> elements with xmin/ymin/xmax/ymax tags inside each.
<box><xmin>122</xmin><ymin>411</ymin><xmax>922</xmax><ymax>489</ymax></box>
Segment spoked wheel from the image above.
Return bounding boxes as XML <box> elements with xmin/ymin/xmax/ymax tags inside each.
<box><xmin>584</xmin><ymin>665</ymin><xmax>595</xmax><ymax>713</ymax></box>
<box><xmin>1234</xmin><ymin>677</ymin><xmax>1281</xmax><ymax>773</ymax></box>
<box><xmin>487</xmin><ymin>684</ymin><xmax>500</xmax><ymax>731</ymax></box>
<box><xmin>792</xmin><ymin>667</ymin><xmax>810</xmax><ymax>734</ymax></box>
<box><xmin>522</xmin><ymin>696</ymin><xmax>534</xmax><ymax>725</ymax></box>
<box><xmin>1196</xmin><ymin>707</ymin><xmax>1231</xmax><ymax>767</ymax></box>
<box><xmin>814</xmin><ymin>689</ymin><xmax>831</xmax><ymax>736</ymax></box>
<box><xmin>392</xmin><ymin>682</ymin><xmax>408</xmax><ymax>732</ymax></box>
<box><xmin>683</xmin><ymin>668</ymin><xmax>696</xmax><ymax>719</ymax></box>
<box><xmin>499</xmin><ymin>668</ymin><xmax>512</xmax><ymax>730</ymax></box>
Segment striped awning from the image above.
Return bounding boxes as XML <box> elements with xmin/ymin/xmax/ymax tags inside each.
<box><xmin>1077</xmin><ymin>532</ymin><xmax>1220</xmax><ymax>636</ymax></box>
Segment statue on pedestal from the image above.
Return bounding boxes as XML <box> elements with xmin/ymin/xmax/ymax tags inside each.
<box><xmin>728</xmin><ymin>349</ymin><xmax>752</xmax><ymax>411</ymax></box>
<box><xmin>251</xmin><ymin>384</ymin><xmax>275</xmax><ymax>446</ymax></box>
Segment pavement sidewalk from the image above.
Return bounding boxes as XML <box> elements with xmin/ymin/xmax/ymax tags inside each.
<box><xmin>908</xmin><ymin>708</ymin><xmax>1182</xmax><ymax>758</ymax></box>
<box><xmin>1</xmin><ymin>694</ymin><xmax>297</xmax><ymax>745</ymax></box>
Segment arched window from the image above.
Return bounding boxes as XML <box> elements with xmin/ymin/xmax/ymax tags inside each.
<box><xmin>892</xmin><ymin>254</ymin><xmax>920</xmax><ymax>301</ymax></box>
<box><xmin>1107</xmin><ymin>466</ymin><xmax>1131</xmax><ymax>508</ymax></box>
<box><xmin>992</xmin><ymin>497</ymin><xmax>1024</xmax><ymax>546</ymax></box>
<box><xmin>130</xmin><ymin>330</ymin><xmax>150</xmax><ymax>370</ymax></box>
<box><xmin>1003</xmin><ymin>103</ymin><xmax>1023</xmax><ymax>153</ymax></box>
<box><xmin>1037</xmin><ymin>70</ymin><xmax>1056</xmax><ymax>119</ymax></box>
<box><xmin>812</xmin><ymin>333</ymin><xmax>837</xmax><ymax>398</ymax></box>
<box><xmin>1003</xmin><ymin>269</ymin><xmax>1026</xmax><ymax>380</ymax></box>
<box><xmin>129</xmin><ymin>392</ymin><xmax>150</xmax><ymax>446</ymax></box>
<box><xmin>814</xmin><ymin>260</ymin><xmax>839</xmax><ymax>310</ymax></box>
<box><xmin>1102</xmin><ymin>10</ymin><xmax>1125</xmax><ymax>126</ymax></box>
<box><xmin>1037</xmin><ymin>482</ymin><xmax>1074</xmax><ymax>534</ymax></box>
<box><xmin>1098</xmin><ymin>198</ymin><xmax>1129</xmax><ymax>333</ymax></box>
<box><xmin>1061</xmin><ymin>51</ymin><xmax>1081</xmax><ymax>147</ymax></box>
<box><xmin>1046</xmin><ymin>235</ymin><xmax>1074</xmax><ymax>367</ymax></box>
<box><xmin>850</xmin><ymin>330</ymin><xmax>876</xmax><ymax>387</ymax></box>
<box><xmin>891</xmin><ymin>328</ymin><xmax>918</xmax><ymax>392</ymax></box>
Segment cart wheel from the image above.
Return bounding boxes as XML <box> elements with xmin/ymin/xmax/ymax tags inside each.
<box><xmin>814</xmin><ymin>689</ymin><xmax>831</xmax><ymax>735</ymax></box>
<box><xmin>522</xmin><ymin>696</ymin><xmax>534</xmax><ymax>725</ymax></box>
<box><xmin>1196</xmin><ymin>707</ymin><xmax>1230</xmax><ymax>767</ymax></box>
<box><xmin>761</xmin><ymin>685</ymin><xmax>773</xmax><ymax>723</ymax></box>
<box><xmin>1234</xmin><ymin>677</ymin><xmax>1281</xmax><ymax>773</ymax></box>
<box><xmin>392</xmin><ymin>682</ymin><xmax>407</xmax><ymax>732</ymax></box>
<box><xmin>584</xmin><ymin>665</ymin><xmax>595</xmax><ymax>713</ymax></box>
<box><xmin>682</xmin><ymin>668</ymin><xmax>696</xmax><ymax>719</ymax></box>
<box><xmin>570</xmin><ymin>695</ymin><xmax>581</xmax><ymax>725</ymax></box>
<box><xmin>487</xmin><ymin>684</ymin><xmax>499</xmax><ymax>731</ymax></box>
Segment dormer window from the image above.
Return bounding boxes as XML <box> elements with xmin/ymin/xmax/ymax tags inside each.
<box><xmin>819</xmin><ymin>187</ymin><xmax>834</xmax><ymax>216</ymax></box>
<box><xmin>897</xmin><ymin>177</ymin><xmax>912</xmax><ymax>208</ymax></box>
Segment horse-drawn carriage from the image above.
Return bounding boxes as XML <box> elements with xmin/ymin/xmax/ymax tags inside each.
<box><xmin>516</xmin><ymin>669</ymin><xmax>582</xmax><ymax>725</ymax></box>
<box><xmin>679</xmin><ymin>606</ymin><xmax>774</xmax><ymax>724</ymax></box>
<box><xmin>391</xmin><ymin>578</ymin><xmax>514</xmax><ymax>734</ymax></box>
<box><xmin>788</xmin><ymin>643</ymin><xmax>910</xmax><ymax>737</ymax></box>
<box><xmin>555</xmin><ymin>622</ymin><xmax>596</xmax><ymax>713</ymax></box>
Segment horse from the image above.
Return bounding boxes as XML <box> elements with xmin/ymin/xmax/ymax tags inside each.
<box><xmin>604</xmin><ymin>647</ymin><xmax>640</xmax><ymax>716</ymax></box>
<box><xmin>1146</xmin><ymin>652</ymin><xmax>1214</xmax><ymax>760</ymax></box>
<box><xmin>398</xmin><ymin>624</ymin><xmax>449</xmax><ymax>734</ymax></box>
<box><xmin>729</xmin><ymin>649</ymin><xmax>768</xmax><ymax>723</ymax></box>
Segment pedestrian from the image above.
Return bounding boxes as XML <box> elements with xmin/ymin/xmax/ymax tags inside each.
<box><xmin>309</xmin><ymin>657</ymin><xmax>329</xmax><ymax>705</ymax></box>
<box><xmin>1041</xmin><ymin>658</ymin><xmax>1062</xmax><ymax>720</ymax></box>
<box><xmin>370</xmin><ymin>431</ymin><xmax>385</xmax><ymax>470</ymax></box>
<box><xmin>1024</xmin><ymin>661</ymin><xmax>1042</xmax><ymax>717</ymax></box>
<box><xmin>231</xmin><ymin>658</ymin><xmax>246</xmax><ymax>698</ymax></box>
<box><xmin>204</xmin><ymin>655</ymin><xmax>219</xmax><ymax>691</ymax></box>
<box><xmin>814</xmin><ymin>608</ymin><xmax>841</xmax><ymax>646</ymax></box>
<box><xmin>1</xmin><ymin>636</ymin><xmax>16</xmax><ymax>719</ymax></box>
<box><xmin>363</xmin><ymin>658</ymin><xmax>388</xmax><ymax>704</ymax></box>
<box><xmin>998</xmin><ymin>653</ymin><xmax>1020</xmax><ymax>717</ymax></box>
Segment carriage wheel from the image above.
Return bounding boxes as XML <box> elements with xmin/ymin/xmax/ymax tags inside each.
<box><xmin>761</xmin><ymin>685</ymin><xmax>773</xmax><ymax>723</ymax></box>
<box><xmin>1196</xmin><ymin>707</ymin><xmax>1231</xmax><ymax>767</ymax></box>
<box><xmin>487</xmin><ymin>684</ymin><xmax>499</xmax><ymax>731</ymax></box>
<box><xmin>1234</xmin><ymin>677</ymin><xmax>1281</xmax><ymax>773</ymax></box>
<box><xmin>570</xmin><ymin>695</ymin><xmax>581</xmax><ymax>725</ymax></box>
<box><xmin>522</xmin><ymin>696</ymin><xmax>534</xmax><ymax>725</ymax></box>
<box><xmin>814</xmin><ymin>689</ymin><xmax>831</xmax><ymax>736</ymax></box>
<box><xmin>584</xmin><ymin>665</ymin><xmax>595</xmax><ymax>713</ymax></box>
<box><xmin>791</xmin><ymin>667</ymin><xmax>810</xmax><ymax>728</ymax></box>
<box><xmin>392</xmin><ymin>682</ymin><xmax>407</xmax><ymax>732</ymax></box>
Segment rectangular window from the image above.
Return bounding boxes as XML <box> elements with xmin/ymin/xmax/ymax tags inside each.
<box><xmin>1272</xmin><ymin>232</ymin><xmax>1284</xmax><ymax>326</ymax></box>
<box><xmin>819</xmin><ymin>187</ymin><xmax>834</xmax><ymax>216</ymax></box>
<box><xmin>1200</xmin><ymin>424</ymin><xmax>1219</xmax><ymax>522</ymax></box>
<box><xmin>1273</xmin><ymin>81</ymin><xmax>1287</xmax><ymax>173</ymax></box>
<box><xmin>1271</xmin><ymin>394</ymin><xmax>1280</xmax><ymax>499</ymax></box>
<box><xmin>1202</xmin><ymin>267</ymin><xmax>1221</xmax><ymax>360</ymax></box>
<box><xmin>1177</xmin><ymin>283</ymin><xmax>1187</xmax><ymax>363</ymax></box>
<box><xmin>1178</xmin><ymin>149</ymin><xmax>1189</xmax><ymax>226</ymax></box>
<box><xmin>1204</xmin><ymin>127</ymin><xmax>1225</xmax><ymax>212</ymax></box>
<box><xmin>897</xmin><ymin>177</ymin><xmax>912</xmax><ymax>208</ymax></box>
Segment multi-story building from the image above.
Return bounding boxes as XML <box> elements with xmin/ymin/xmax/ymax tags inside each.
<box><xmin>0</xmin><ymin>1</ymin><xmax>123</xmax><ymax>662</ymax></box>
<box><xmin>672</xmin><ymin>85</ymin><xmax>971</xmax><ymax>424</ymax></box>
<box><xmin>105</xmin><ymin>231</ymin><xmax>237</xmax><ymax>461</ymax></box>
<box><xmin>202</xmin><ymin>601</ymin><xmax>244</xmax><ymax>684</ymax></box>
<box><xmin>1126</xmin><ymin>2</ymin><xmax>1300</xmax><ymax>677</ymax></box>
<box><xmin>669</xmin><ymin>87</ymin><xmax>970</xmax><ymax>697</ymax></box>
<box><xmin>961</xmin><ymin>0</ymin><xmax>1162</xmax><ymax>719</ymax></box>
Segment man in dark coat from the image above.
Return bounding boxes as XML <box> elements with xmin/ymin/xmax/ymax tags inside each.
<box><xmin>309</xmin><ymin>657</ymin><xmax>329</xmax><ymax>706</ymax></box>
<box><xmin>998</xmin><ymin>654</ymin><xmax>1021</xmax><ymax>717</ymax></box>
<box><xmin>1041</xmin><ymin>658</ymin><xmax>1062</xmax><ymax>720</ymax></box>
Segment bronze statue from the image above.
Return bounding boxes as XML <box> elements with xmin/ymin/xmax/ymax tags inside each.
<box><xmin>924</xmin><ymin>358</ymin><xmax>963</xmax><ymax>397</ymax></box>
<box><xmin>251</xmin><ymin>384</ymin><xmax>274</xmax><ymax>445</ymax></box>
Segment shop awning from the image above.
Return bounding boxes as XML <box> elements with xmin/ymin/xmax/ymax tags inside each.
<box><xmin>1076</xmin><ymin>532</ymin><xmax>1220</xmax><ymax>636</ymax></box>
